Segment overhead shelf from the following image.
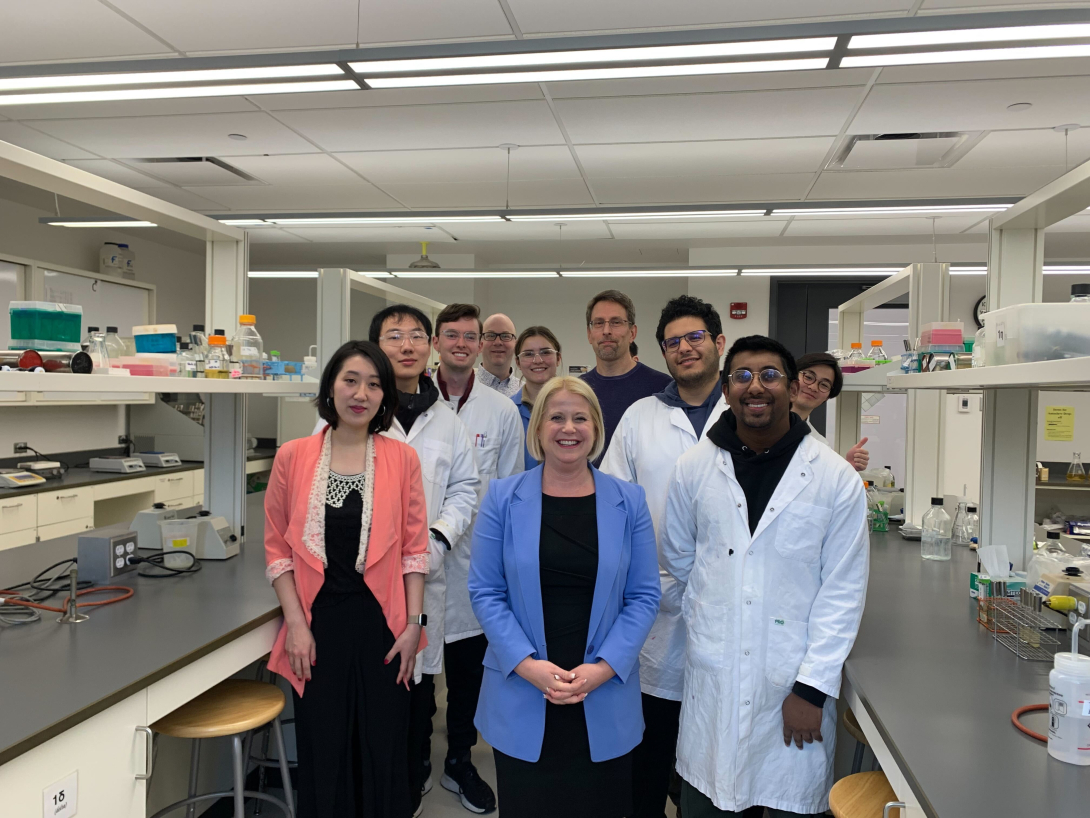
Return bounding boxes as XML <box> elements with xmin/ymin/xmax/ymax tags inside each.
<box><xmin>839</xmin><ymin>361</ymin><xmax>905</xmax><ymax>393</ymax></box>
<box><xmin>0</xmin><ymin>372</ymin><xmax>318</xmax><ymax>395</ymax></box>
<box><xmin>887</xmin><ymin>357</ymin><xmax>1090</xmax><ymax>392</ymax></box>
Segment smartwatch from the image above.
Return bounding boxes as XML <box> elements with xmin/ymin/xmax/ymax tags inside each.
<box><xmin>407</xmin><ymin>614</ymin><xmax>428</xmax><ymax>626</ymax></box>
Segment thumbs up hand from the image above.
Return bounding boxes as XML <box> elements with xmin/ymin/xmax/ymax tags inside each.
<box><xmin>846</xmin><ymin>437</ymin><xmax>870</xmax><ymax>472</ymax></box>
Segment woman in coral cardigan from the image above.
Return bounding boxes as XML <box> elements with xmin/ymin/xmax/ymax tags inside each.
<box><xmin>264</xmin><ymin>340</ymin><xmax>429</xmax><ymax>818</ymax></box>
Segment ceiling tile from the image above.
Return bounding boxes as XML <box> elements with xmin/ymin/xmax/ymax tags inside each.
<box><xmin>546</xmin><ymin>68</ymin><xmax>873</xmax><ymax>99</ymax></box>
<box><xmin>556</xmin><ymin>88</ymin><xmax>860</xmax><ymax>144</ymax></box>
<box><xmin>377</xmin><ymin>177</ymin><xmax>593</xmax><ymax>208</ymax></box>
<box><xmin>0</xmin><ymin>97</ymin><xmax>258</xmax><ymax>121</ymax></box>
<box><xmin>337</xmin><ymin>146</ymin><xmax>581</xmax><ymax>184</ymax></box>
<box><xmin>505</xmin><ymin>0</ymin><xmax>912</xmax><ymax>34</ymax></box>
<box><xmin>276</xmin><ymin>100</ymin><xmax>565</xmax><ymax>151</ymax></box>
<box><xmin>608</xmin><ymin>220</ymin><xmax>789</xmax><ymax>239</ymax></box>
<box><xmin>0</xmin><ymin>0</ymin><xmax>173</xmax><ymax>63</ymax></box>
<box><xmin>0</xmin><ymin>122</ymin><xmax>95</xmax><ymax>159</ymax></box>
<box><xmin>919</xmin><ymin>0</ymin><xmax>1072</xmax><ymax>9</ymax></box>
<box><xmin>184</xmin><ymin>183</ymin><xmax>399</xmax><ymax>210</ymax></box>
<box><xmin>255</xmin><ymin>84</ymin><xmax>542</xmax><ymax>111</ymax></box>
<box><xmin>875</xmin><ymin>55</ymin><xmax>1090</xmax><ymax>85</ymax></box>
<box><xmin>356</xmin><ymin>0</ymin><xmax>513</xmax><ymax>44</ymax></box>
<box><xmin>273</xmin><ymin>226</ymin><xmax>446</xmax><ymax>243</ymax></box>
<box><xmin>577</xmin><ymin>138</ymin><xmax>834</xmax><ymax>178</ymax></box>
<box><xmin>851</xmin><ymin>76</ymin><xmax>1090</xmax><ymax>134</ymax></box>
<box><xmin>1046</xmin><ymin>213</ymin><xmax>1090</xmax><ymax>234</ymax></box>
<box><xmin>28</xmin><ymin>112</ymin><xmax>316</xmax><ymax>158</ymax></box>
<box><xmin>443</xmin><ymin>220</ymin><xmax>612</xmax><ymax>240</ymax></box>
<box><xmin>109</xmin><ymin>0</ymin><xmax>357</xmax><ymax>53</ymax></box>
<box><xmin>957</xmin><ymin>129</ymin><xmax>1090</xmax><ymax>169</ymax></box>
<box><xmin>64</xmin><ymin>159</ymin><xmax>169</xmax><ymax>188</ymax></box>
<box><xmin>227</xmin><ymin>154</ymin><xmax>365</xmax><ymax>186</ymax></box>
<box><xmin>591</xmin><ymin>172</ymin><xmax>814</xmax><ymax>204</ymax></box>
<box><xmin>783</xmin><ymin>214</ymin><xmax>985</xmax><ymax>236</ymax></box>
<box><xmin>808</xmin><ymin>165</ymin><xmax>1064</xmax><ymax>199</ymax></box>
<box><xmin>247</xmin><ymin>228</ymin><xmax>312</xmax><ymax>243</ymax></box>
<box><xmin>130</xmin><ymin>186</ymin><xmax>230</xmax><ymax>211</ymax></box>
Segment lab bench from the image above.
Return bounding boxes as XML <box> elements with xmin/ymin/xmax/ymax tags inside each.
<box><xmin>0</xmin><ymin>451</ymin><xmax>275</xmax><ymax>551</ymax></box>
<box><xmin>0</xmin><ymin>492</ymin><xmax>281</xmax><ymax>818</ymax></box>
<box><xmin>843</xmin><ymin>527</ymin><xmax>1090</xmax><ymax>817</ymax></box>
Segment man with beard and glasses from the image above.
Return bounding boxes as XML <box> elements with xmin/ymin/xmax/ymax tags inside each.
<box><xmin>662</xmin><ymin>336</ymin><xmax>869</xmax><ymax>818</ymax></box>
<box><xmin>580</xmin><ymin>289</ymin><xmax>671</xmax><ymax>465</ymax></box>
<box><xmin>601</xmin><ymin>295</ymin><xmax>728</xmax><ymax>818</ymax></box>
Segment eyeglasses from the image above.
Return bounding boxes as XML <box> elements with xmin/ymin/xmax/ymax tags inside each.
<box><xmin>379</xmin><ymin>331</ymin><xmax>430</xmax><ymax>346</ymax></box>
<box><xmin>440</xmin><ymin>330</ymin><xmax>481</xmax><ymax>344</ymax></box>
<box><xmin>588</xmin><ymin>318</ymin><xmax>631</xmax><ymax>332</ymax></box>
<box><xmin>661</xmin><ymin>329</ymin><xmax>710</xmax><ymax>353</ymax></box>
<box><xmin>727</xmin><ymin>368</ymin><xmax>786</xmax><ymax>388</ymax></box>
<box><xmin>482</xmin><ymin>331</ymin><xmax>516</xmax><ymax>342</ymax></box>
<box><xmin>800</xmin><ymin>369</ymin><xmax>832</xmax><ymax>394</ymax></box>
<box><xmin>517</xmin><ymin>349</ymin><xmax>558</xmax><ymax>363</ymax></box>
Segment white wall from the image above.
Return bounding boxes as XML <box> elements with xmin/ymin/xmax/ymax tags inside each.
<box><xmin>0</xmin><ymin>403</ymin><xmax>124</xmax><ymax>458</ymax></box>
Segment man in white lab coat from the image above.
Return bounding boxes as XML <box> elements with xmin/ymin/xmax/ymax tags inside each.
<box><xmin>370</xmin><ymin>304</ymin><xmax>481</xmax><ymax>818</ymax></box>
<box><xmin>600</xmin><ymin>295</ymin><xmax>728</xmax><ymax>818</ymax></box>
<box><xmin>432</xmin><ymin>303</ymin><xmax>524</xmax><ymax>815</ymax></box>
<box><xmin>662</xmin><ymin>335</ymin><xmax>869</xmax><ymax>817</ymax></box>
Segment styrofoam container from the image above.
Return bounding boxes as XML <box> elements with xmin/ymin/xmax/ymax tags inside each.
<box><xmin>133</xmin><ymin>324</ymin><xmax>178</xmax><ymax>353</ymax></box>
<box><xmin>983</xmin><ymin>302</ymin><xmax>1090</xmax><ymax>366</ymax></box>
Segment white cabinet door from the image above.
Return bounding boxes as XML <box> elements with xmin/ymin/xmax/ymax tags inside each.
<box><xmin>0</xmin><ymin>494</ymin><xmax>37</xmax><ymax>534</ymax></box>
<box><xmin>37</xmin><ymin>487</ymin><xmax>94</xmax><ymax>526</ymax></box>
<box><xmin>37</xmin><ymin>516</ymin><xmax>95</xmax><ymax>541</ymax></box>
<box><xmin>154</xmin><ymin>473</ymin><xmax>193</xmax><ymax>503</ymax></box>
<box><xmin>0</xmin><ymin>690</ymin><xmax>148</xmax><ymax>818</ymax></box>
<box><xmin>0</xmin><ymin>528</ymin><xmax>36</xmax><ymax>551</ymax></box>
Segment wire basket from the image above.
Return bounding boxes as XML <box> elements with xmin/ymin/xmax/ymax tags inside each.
<box><xmin>989</xmin><ymin>598</ymin><xmax>1063</xmax><ymax>662</ymax></box>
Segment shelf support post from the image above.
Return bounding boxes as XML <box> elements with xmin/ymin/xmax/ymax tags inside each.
<box><xmin>204</xmin><ymin>235</ymin><xmax>249</xmax><ymax>545</ymax></box>
<box><xmin>317</xmin><ymin>268</ymin><xmax>351</xmax><ymax>371</ymax></box>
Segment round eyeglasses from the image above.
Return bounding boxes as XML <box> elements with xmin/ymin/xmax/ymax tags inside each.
<box><xmin>727</xmin><ymin>368</ymin><xmax>785</xmax><ymax>388</ymax></box>
<box><xmin>800</xmin><ymin>369</ymin><xmax>832</xmax><ymax>394</ymax></box>
<box><xmin>661</xmin><ymin>329</ymin><xmax>710</xmax><ymax>353</ymax></box>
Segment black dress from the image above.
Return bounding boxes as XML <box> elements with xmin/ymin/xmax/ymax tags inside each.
<box><xmin>292</xmin><ymin>471</ymin><xmax>412</xmax><ymax>818</ymax></box>
<box><xmin>493</xmin><ymin>493</ymin><xmax>633</xmax><ymax>818</ymax></box>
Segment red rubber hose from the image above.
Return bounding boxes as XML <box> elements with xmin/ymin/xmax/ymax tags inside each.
<box><xmin>1011</xmin><ymin>704</ymin><xmax>1049</xmax><ymax>742</ymax></box>
<box><xmin>0</xmin><ymin>586</ymin><xmax>133</xmax><ymax>613</ymax></box>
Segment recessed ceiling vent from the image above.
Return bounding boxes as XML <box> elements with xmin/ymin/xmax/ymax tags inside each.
<box><xmin>126</xmin><ymin>157</ymin><xmax>260</xmax><ymax>186</ymax></box>
<box><xmin>827</xmin><ymin>131</ymin><xmax>984</xmax><ymax>171</ymax></box>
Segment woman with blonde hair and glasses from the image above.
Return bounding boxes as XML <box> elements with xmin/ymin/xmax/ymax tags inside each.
<box><xmin>469</xmin><ymin>376</ymin><xmax>660</xmax><ymax>818</ymax></box>
<box><xmin>511</xmin><ymin>326</ymin><xmax>563</xmax><ymax>470</ymax></box>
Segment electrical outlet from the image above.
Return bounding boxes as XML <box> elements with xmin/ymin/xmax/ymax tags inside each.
<box><xmin>13</xmin><ymin>442</ymin><xmax>28</xmax><ymax>454</ymax></box>
<box><xmin>118</xmin><ymin>435</ymin><xmax>129</xmax><ymax>445</ymax></box>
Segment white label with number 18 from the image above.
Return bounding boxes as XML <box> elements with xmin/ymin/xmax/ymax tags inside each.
<box><xmin>44</xmin><ymin>771</ymin><xmax>77</xmax><ymax>817</ymax></box>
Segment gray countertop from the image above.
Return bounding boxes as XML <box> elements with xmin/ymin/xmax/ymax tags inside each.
<box><xmin>0</xmin><ymin>449</ymin><xmax>277</xmax><ymax>499</ymax></box>
<box><xmin>845</xmin><ymin>529</ymin><xmax>1090</xmax><ymax>817</ymax></box>
<box><xmin>0</xmin><ymin>492</ymin><xmax>280</xmax><ymax>766</ymax></box>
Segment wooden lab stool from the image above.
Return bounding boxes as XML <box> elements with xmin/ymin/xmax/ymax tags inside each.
<box><xmin>829</xmin><ymin>771</ymin><xmax>904</xmax><ymax>818</ymax></box>
<box><xmin>148</xmin><ymin>679</ymin><xmax>295</xmax><ymax>818</ymax></box>
<box><xmin>843</xmin><ymin>707</ymin><xmax>873</xmax><ymax>774</ymax></box>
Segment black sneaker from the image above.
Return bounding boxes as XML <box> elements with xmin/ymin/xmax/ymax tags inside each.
<box><xmin>441</xmin><ymin>757</ymin><xmax>496</xmax><ymax>814</ymax></box>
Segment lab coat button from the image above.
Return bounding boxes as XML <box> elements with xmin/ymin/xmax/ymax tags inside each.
<box><xmin>737</xmin><ymin>503</ymin><xmax>741</xmax><ymax>508</ymax></box>
<box><xmin>746</xmin><ymin>600</ymin><xmax>752</xmax><ymax>605</ymax></box>
<box><xmin>745</xmin><ymin>650</ymin><xmax>750</xmax><ymax>656</ymax></box>
<box><xmin>744</xmin><ymin>700</ymin><xmax>751</xmax><ymax>706</ymax></box>
<box><xmin>769</xmin><ymin>507</ymin><xmax>774</xmax><ymax>512</ymax></box>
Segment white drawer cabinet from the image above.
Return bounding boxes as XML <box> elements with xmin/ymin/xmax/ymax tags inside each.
<box><xmin>161</xmin><ymin>496</ymin><xmax>195</xmax><ymax>511</ymax></box>
<box><xmin>37</xmin><ymin>487</ymin><xmax>94</xmax><ymax>526</ymax></box>
<box><xmin>154</xmin><ymin>473</ymin><xmax>193</xmax><ymax>503</ymax></box>
<box><xmin>38</xmin><ymin>516</ymin><xmax>95</xmax><ymax>541</ymax></box>
<box><xmin>0</xmin><ymin>528</ymin><xmax>36</xmax><ymax>551</ymax></box>
<box><xmin>0</xmin><ymin>494</ymin><xmax>37</xmax><ymax>534</ymax></box>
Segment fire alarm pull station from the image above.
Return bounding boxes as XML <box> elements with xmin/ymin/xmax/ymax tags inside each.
<box><xmin>730</xmin><ymin>302</ymin><xmax>748</xmax><ymax>319</ymax></box>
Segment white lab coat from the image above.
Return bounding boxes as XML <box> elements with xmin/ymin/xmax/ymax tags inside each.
<box><xmin>443</xmin><ymin>380</ymin><xmax>525</xmax><ymax>643</ymax></box>
<box><xmin>599</xmin><ymin>392</ymin><xmax>727</xmax><ymax>701</ymax></box>
<box><xmin>806</xmin><ymin>419</ymin><xmax>829</xmax><ymax>446</ymax></box>
<box><xmin>383</xmin><ymin>405</ymin><xmax>480</xmax><ymax>675</ymax></box>
<box><xmin>662</xmin><ymin>434</ymin><xmax>868</xmax><ymax>814</ymax></box>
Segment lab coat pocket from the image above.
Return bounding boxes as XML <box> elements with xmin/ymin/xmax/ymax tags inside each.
<box><xmin>684</xmin><ymin>596</ymin><xmax>728</xmax><ymax>670</ymax></box>
<box><xmin>420</xmin><ymin>440</ymin><xmax>452</xmax><ymax>485</ymax></box>
<box><xmin>765</xmin><ymin>616</ymin><xmax>808</xmax><ymax>688</ymax></box>
<box><xmin>772</xmin><ymin>504</ymin><xmax>830</xmax><ymax>564</ymax></box>
<box><xmin>475</xmin><ymin>442</ymin><xmax>500</xmax><ymax>480</ymax></box>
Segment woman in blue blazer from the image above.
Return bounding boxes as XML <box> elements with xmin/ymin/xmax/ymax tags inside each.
<box><xmin>469</xmin><ymin>376</ymin><xmax>660</xmax><ymax>818</ymax></box>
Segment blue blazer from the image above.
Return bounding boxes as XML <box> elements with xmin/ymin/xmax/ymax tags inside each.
<box><xmin>469</xmin><ymin>465</ymin><xmax>661</xmax><ymax>763</ymax></box>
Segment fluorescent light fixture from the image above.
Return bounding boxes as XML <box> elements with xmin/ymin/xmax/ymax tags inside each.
<box><xmin>950</xmin><ymin>265</ymin><xmax>1090</xmax><ymax>275</ymax></box>
<box><xmin>356</xmin><ymin>271</ymin><xmax>394</xmax><ymax>278</ymax></box>
<box><xmin>266</xmin><ymin>215</ymin><xmax>504</xmax><ymax>225</ymax></box>
<box><xmin>47</xmin><ymin>220</ymin><xmax>157</xmax><ymax>228</ymax></box>
<box><xmin>247</xmin><ymin>271</ymin><xmax>319</xmax><ymax>278</ymax></box>
<box><xmin>560</xmin><ymin>269</ymin><xmax>737</xmax><ymax>277</ymax></box>
<box><xmin>741</xmin><ymin>268</ymin><xmax>902</xmax><ymax>276</ymax></box>
<box><xmin>842</xmin><ymin>44</ymin><xmax>1090</xmax><ymax>68</ymax></box>
<box><xmin>352</xmin><ymin>38</ymin><xmax>835</xmax><ymax>74</ymax></box>
<box><xmin>509</xmin><ymin>210</ymin><xmax>766</xmax><ymax>222</ymax></box>
<box><xmin>364</xmin><ymin>59</ymin><xmax>829</xmax><ymax>88</ymax></box>
<box><xmin>0</xmin><ymin>79</ymin><xmax>357</xmax><ymax>106</ymax></box>
<box><xmin>849</xmin><ymin>23</ymin><xmax>1090</xmax><ymax>50</ymax></box>
<box><xmin>393</xmin><ymin>270</ymin><xmax>558</xmax><ymax>278</ymax></box>
<box><xmin>0</xmin><ymin>64</ymin><xmax>343</xmax><ymax>93</ymax></box>
<box><xmin>774</xmin><ymin>204</ymin><xmax>1011</xmax><ymax>216</ymax></box>
<box><xmin>950</xmin><ymin>266</ymin><xmax>987</xmax><ymax>275</ymax></box>
<box><xmin>220</xmin><ymin>219</ymin><xmax>270</xmax><ymax>226</ymax></box>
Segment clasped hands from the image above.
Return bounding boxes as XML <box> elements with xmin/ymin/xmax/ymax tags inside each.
<box><xmin>515</xmin><ymin>657</ymin><xmax>615</xmax><ymax>705</ymax></box>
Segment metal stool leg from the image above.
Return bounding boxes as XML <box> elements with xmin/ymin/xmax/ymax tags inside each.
<box><xmin>231</xmin><ymin>735</ymin><xmax>246</xmax><ymax>818</ymax></box>
<box><xmin>272</xmin><ymin>716</ymin><xmax>296</xmax><ymax>818</ymax></box>
<box><xmin>185</xmin><ymin>739</ymin><xmax>200</xmax><ymax>818</ymax></box>
<box><xmin>254</xmin><ymin>725</ymin><xmax>272</xmax><ymax>816</ymax></box>
<box><xmin>851</xmin><ymin>740</ymin><xmax>866</xmax><ymax>775</ymax></box>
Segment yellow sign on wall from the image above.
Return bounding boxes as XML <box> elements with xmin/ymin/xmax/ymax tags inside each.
<box><xmin>1044</xmin><ymin>406</ymin><xmax>1075</xmax><ymax>441</ymax></box>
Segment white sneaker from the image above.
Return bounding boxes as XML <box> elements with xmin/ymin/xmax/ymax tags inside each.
<box><xmin>413</xmin><ymin>804</ymin><xmax>424</xmax><ymax>818</ymax></box>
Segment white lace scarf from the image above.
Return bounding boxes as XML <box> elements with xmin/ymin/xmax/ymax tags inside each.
<box><xmin>301</xmin><ymin>431</ymin><xmax>376</xmax><ymax>574</ymax></box>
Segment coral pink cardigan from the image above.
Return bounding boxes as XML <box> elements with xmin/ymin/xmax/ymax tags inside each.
<box><xmin>264</xmin><ymin>429</ymin><xmax>429</xmax><ymax>695</ymax></box>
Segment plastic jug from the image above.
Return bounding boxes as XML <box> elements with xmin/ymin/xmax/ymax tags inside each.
<box><xmin>231</xmin><ymin>315</ymin><xmax>264</xmax><ymax>380</ymax></box>
<box><xmin>921</xmin><ymin>497</ymin><xmax>952</xmax><ymax>561</ymax></box>
<box><xmin>103</xmin><ymin>326</ymin><xmax>127</xmax><ymax>367</ymax></box>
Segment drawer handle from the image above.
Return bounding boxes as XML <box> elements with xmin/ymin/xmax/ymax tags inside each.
<box><xmin>166</xmin><ymin>477</ymin><xmax>185</xmax><ymax>483</ymax></box>
<box><xmin>135</xmin><ymin>726</ymin><xmax>154</xmax><ymax>780</ymax></box>
<box><xmin>56</xmin><ymin>493</ymin><xmax>79</xmax><ymax>499</ymax></box>
<box><xmin>1</xmin><ymin>502</ymin><xmax>23</xmax><ymax>509</ymax></box>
